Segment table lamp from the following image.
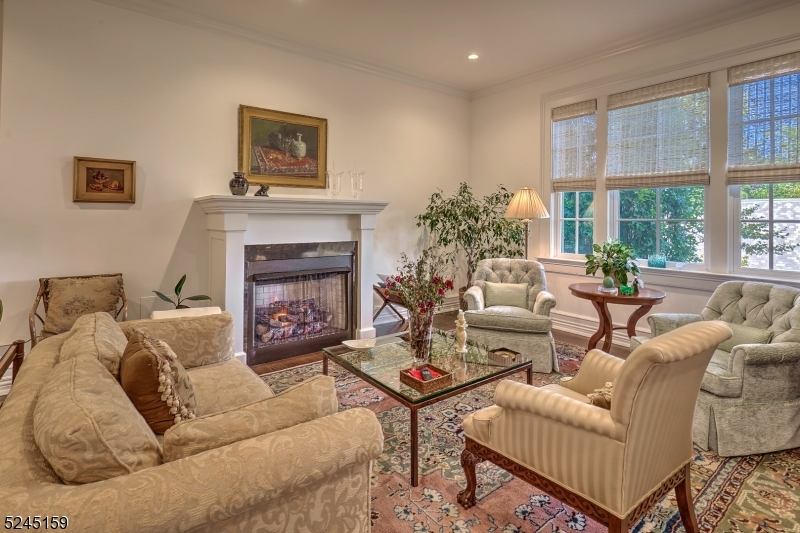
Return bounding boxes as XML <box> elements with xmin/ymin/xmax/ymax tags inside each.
<box><xmin>504</xmin><ymin>187</ymin><xmax>550</xmax><ymax>259</ymax></box>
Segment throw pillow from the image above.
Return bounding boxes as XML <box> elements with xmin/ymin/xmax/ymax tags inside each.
<box><xmin>163</xmin><ymin>375</ymin><xmax>337</xmax><ymax>462</ymax></box>
<box><xmin>33</xmin><ymin>356</ymin><xmax>160</xmax><ymax>484</ymax></box>
<box><xmin>587</xmin><ymin>381</ymin><xmax>614</xmax><ymax>409</ymax></box>
<box><xmin>42</xmin><ymin>275</ymin><xmax>123</xmax><ymax>336</ymax></box>
<box><xmin>59</xmin><ymin>312</ymin><xmax>128</xmax><ymax>379</ymax></box>
<box><xmin>119</xmin><ymin>311</ymin><xmax>234</xmax><ymax>369</ymax></box>
<box><xmin>717</xmin><ymin>322</ymin><xmax>773</xmax><ymax>353</ymax></box>
<box><xmin>484</xmin><ymin>282</ymin><xmax>529</xmax><ymax>309</ymax></box>
<box><xmin>120</xmin><ymin>330</ymin><xmax>197</xmax><ymax>434</ymax></box>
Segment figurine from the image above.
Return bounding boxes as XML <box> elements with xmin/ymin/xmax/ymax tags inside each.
<box><xmin>254</xmin><ymin>184</ymin><xmax>270</xmax><ymax>197</ymax></box>
<box><xmin>455</xmin><ymin>310</ymin><xmax>468</xmax><ymax>354</ymax></box>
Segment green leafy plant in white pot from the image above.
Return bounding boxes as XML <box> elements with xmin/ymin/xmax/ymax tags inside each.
<box><xmin>584</xmin><ymin>239</ymin><xmax>640</xmax><ymax>288</ymax></box>
<box><xmin>154</xmin><ymin>275</ymin><xmax>211</xmax><ymax>309</ymax></box>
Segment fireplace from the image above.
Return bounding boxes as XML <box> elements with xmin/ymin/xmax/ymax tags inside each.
<box><xmin>244</xmin><ymin>242</ymin><xmax>356</xmax><ymax>366</ymax></box>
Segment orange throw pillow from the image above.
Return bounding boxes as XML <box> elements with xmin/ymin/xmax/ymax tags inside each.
<box><xmin>120</xmin><ymin>330</ymin><xmax>196</xmax><ymax>434</ymax></box>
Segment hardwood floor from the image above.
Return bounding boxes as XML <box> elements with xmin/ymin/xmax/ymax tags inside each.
<box><xmin>251</xmin><ymin>310</ymin><xmax>630</xmax><ymax>375</ymax></box>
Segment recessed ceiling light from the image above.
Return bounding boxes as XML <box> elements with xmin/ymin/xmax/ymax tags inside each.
<box><xmin>468</xmin><ymin>54</ymin><xmax>479</xmax><ymax>60</ymax></box>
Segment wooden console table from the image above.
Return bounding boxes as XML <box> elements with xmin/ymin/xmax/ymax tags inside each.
<box><xmin>568</xmin><ymin>282</ymin><xmax>666</xmax><ymax>352</ymax></box>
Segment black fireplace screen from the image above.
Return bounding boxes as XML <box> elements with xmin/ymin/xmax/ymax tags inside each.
<box><xmin>252</xmin><ymin>272</ymin><xmax>348</xmax><ymax>348</ymax></box>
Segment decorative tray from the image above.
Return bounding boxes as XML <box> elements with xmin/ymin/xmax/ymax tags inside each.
<box><xmin>399</xmin><ymin>363</ymin><xmax>453</xmax><ymax>394</ymax></box>
<box><xmin>487</xmin><ymin>347</ymin><xmax>523</xmax><ymax>366</ymax></box>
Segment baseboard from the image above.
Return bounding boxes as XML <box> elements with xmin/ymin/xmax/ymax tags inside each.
<box><xmin>235</xmin><ymin>351</ymin><xmax>246</xmax><ymax>364</ymax></box>
<box><xmin>550</xmin><ymin>309</ymin><xmax>649</xmax><ymax>348</ymax></box>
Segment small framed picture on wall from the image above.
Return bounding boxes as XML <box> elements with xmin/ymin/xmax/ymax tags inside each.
<box><xmin>73</xmin><ymin>156</ymin><xmax>136</xmax><ymax>203</ymax></box>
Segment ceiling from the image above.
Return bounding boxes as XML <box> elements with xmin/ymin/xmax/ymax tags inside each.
<box><xmin>97</xmin><ymin>0</ymin><xmax>800</xmax><ymax>96</ymax></box>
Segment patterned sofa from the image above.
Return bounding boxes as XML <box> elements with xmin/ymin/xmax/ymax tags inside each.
<box><xmin>0</xmin><ymin>312</ymin><xmax>383</xmax><ymax>533</ymax></box>
<box><xmin>464</xmin><ymin>258</ymin><xmax>558</xmax><ymax>373</ymax></box>
<box><xmin>631</xmin><ymin>281</ymin><xmax>800</xmax><ymax>457</ymax></box>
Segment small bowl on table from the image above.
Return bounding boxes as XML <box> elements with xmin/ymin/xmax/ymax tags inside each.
<box><xmin>342</xmin><ymin>339</ymin><xmax>377</xmax><ymax>353</ymax></box>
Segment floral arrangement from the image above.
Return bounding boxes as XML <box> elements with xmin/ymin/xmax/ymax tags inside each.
<box><xmin>385</xmin><ymin>248</ymin><xmax>454</xmax><ymax>314</ymax></box>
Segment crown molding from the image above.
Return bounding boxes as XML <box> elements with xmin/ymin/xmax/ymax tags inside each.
<box><xmin>472</xmin><ymin>0</ymin><xmax>800</xmax><ymax>100</ymax></box>
<box><xmin>91</xmin><ymin>0</ymin><xmax>470</xmax><ymax>100</ymax></box>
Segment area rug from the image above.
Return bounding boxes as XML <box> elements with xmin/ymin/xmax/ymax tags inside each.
<box><xmin>261</xmin><ymin>342</ymin><xmax>800</xmax><ymax>533</ymax></box>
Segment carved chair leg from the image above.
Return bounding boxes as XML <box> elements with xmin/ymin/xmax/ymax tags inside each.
<box><xmin>608</xmin><ymin>516</ymin><xmax>628</xmax><ymax>533</ymax></box>
<box><xmin>457</xmin><ymin>449</ymin><xmax>482</xmax><ymax>509</ymax></box>
<box><xmin>675</xmin><ymin>463</ymin><xmax>699</xmax><ymax>533</ymax></box>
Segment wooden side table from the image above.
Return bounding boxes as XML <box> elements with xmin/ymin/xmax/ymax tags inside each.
<box><xmin>568</xmin><ymin>282</ymin><xmax>666</xmax><ymax>352</ymax></box>
<box><xmin>373</xmin><ymin>284</ymin><xmax>409</xmax><ymax>330</ymax></box>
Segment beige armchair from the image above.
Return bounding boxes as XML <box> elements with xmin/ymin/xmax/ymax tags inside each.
<box><xmin>458</xmin><ymin>321</ymin><xmax>732</xmax><ymax>533</ymax></box>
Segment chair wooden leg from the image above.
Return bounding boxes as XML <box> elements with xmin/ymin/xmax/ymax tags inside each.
<box><xmin>457</xmin><ymin>449</ymin><xmax>482</xmax><ymax>509</ymax></box>
<box><xmin>675</xmin><ymin>463</ymin><xmax>699</xmax><ymax>533</ymax></box>
<box><xmin>608</xmin><ymin>516</ymin><xmax>628</xmax><ymax>533</ymax></box>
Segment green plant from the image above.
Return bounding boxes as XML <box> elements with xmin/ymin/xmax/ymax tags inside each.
<box><xmin>585</xmin><ymin>239</ymin><xmax>640</xmax><ymax>286</ymax></box>
<box><xmin>416</xmin><ymin>183</ymin><xmax>524</xmax><ymax>287</ymax></box>
<box><xmin>154</xmin><ymin>275</ymin><xmax>211</xmax><ymax>309</ymax></box>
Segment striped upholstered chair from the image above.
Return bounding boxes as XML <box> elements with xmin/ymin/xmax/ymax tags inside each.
<box><xmin>457</xmin><ymin>321</ymin><xmax>731</xmax><ymax>533</ymax></box>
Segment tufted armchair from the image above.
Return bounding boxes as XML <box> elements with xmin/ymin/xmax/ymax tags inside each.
<box><xmin>464</xmin><ymin>259</ymin><xmax>558</xmax><ymax>373</ymax></box>
<box><xmin>631</xmin><ymin>281</ymin><xmax>800</xmax><ymax>456</ymax></box>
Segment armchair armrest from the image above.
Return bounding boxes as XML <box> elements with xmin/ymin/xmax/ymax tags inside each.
<box><xmin>730</xmin><ymin>342</ymin><xmax>800</xmax><ymax>366</ymax></box>
<box><xmin>533</xmin><ymin>290</ymin><xmax>556</xmax><ymax>316</ymax></box>
<box><xmin>730</xmin><ymin>343</ymin><xmax>800</xmax><ymax>403</ymax></box>
<box><xmin>559</xmin><ymin>349</ymin><xmax>624</xmax><ymax>396</ymax></box>
<box><xmin>494</xmin><ymin>380</ymin><xmax>624</xmax><ymax>441</ymax></box>
<box><xmin>4</xmin><ymin>408</ymin><xmax>384</xmax><ymax>532</ymax></box>
<box><xmin>464</xmin><ymin>285</ymin><xmax>484</xmax><ymax>311</ymax></box>
<box><xmin>647</xmin><ymin>313</ymin><xmax>703</xmax><ymax>337</ymax></box>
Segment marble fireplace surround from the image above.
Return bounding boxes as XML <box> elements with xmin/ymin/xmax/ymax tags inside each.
<box><xmin>195</xmin><ymin>195</ymin><xmax>389</xmax><ymax>363</ymax></box>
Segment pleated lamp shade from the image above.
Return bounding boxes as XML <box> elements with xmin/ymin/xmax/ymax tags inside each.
<box><xmin>504</xmin><ymin>188</ymin><xmax>550</xmax><ymax>220</ymax></box>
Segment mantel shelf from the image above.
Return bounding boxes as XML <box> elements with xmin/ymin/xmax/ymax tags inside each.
<box><xmin>195</xmin><ymin>195</ymin><xmax>389</xmax><ymax>216</ymax></box>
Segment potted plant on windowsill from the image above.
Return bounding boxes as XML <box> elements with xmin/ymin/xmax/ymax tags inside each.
<box><xmin>153</xmin><ymin>275</ymin><xmax>212</xmax><ymax>316</ymax></box>
<box><xmin>584</xmin><ymin>240</ymin><xmax>640</xmax><ymax>289</ymax></box>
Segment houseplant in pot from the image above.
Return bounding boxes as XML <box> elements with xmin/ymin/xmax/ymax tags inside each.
<box><xmin>584</xmin><ymin>239</ymin><xmax>640</xmax><ymax>289</ymax></box>
<box><xmin>416</xmin><ymin>183</ymin><xmax>524</xmax><ymax>308</ymax></box>
<box><xmin>384</xmin><ymin>248</ymin><xmax>453</xmax><ymax>364</ymax></box>
<box><xmin>154</xmin><ymin>275</ymin><xmax>211</xmax><ymax>310</ymax></box>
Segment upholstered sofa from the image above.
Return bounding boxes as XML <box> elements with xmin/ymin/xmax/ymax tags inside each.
<box><xmin>464</xmin><ymin>258</ymin><xmax>558</xmax><ymax>373</ymax></box>
<box><xmin>0</xmin><ymin>312</ymin><xmax>383</xmax><ymax>533</ymax></box>
<box><xmin>631</xmin><ymin>281</ymin><xmax>800</xmax><ymax>457</ymax></box>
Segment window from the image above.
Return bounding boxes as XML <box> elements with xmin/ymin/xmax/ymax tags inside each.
<box><xmin>560</xmin><ymin>192</ymin><xmax>594</xmax><ymax>255</ymax></box>
<box><xmin>728</xmin><ymin>52</ymin><xmax>800</xmax><ymax>272</ymax></box>
<box><xmin>551</xmin><ymin>100</ymin><xmax>597</xmax><ymax>256</ymax></box>
<box><xmin>616</xmin><ymin>187</ymin><xmax>704</xmax><ymax>263</ymax></box>
<box><xmin>739</xmin><ymin>183</ymin><xmax>800</xmax><ymax>271</ymax></box>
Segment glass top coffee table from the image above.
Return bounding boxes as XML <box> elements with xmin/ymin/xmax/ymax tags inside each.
<box><xmin>323</xmin><ymin>331</ymin><xmax>533</xmax><ymax>486</ymax></box>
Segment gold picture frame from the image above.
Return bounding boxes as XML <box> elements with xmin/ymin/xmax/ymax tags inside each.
<box><xmin>73</xmin><ymin>157</ymin><xmax>136</xmax><ymax>203</ymax></box>
<box><xmin>238</xmin><ymin>105</ymin><xmax>328</xmax><ymax>189</ymax></box>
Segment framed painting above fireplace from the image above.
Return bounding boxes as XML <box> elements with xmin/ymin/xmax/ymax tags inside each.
<box><xmin>238</xmin><ymin>105</ymin><xmax>328</xmax><ymax>190</ymax></box>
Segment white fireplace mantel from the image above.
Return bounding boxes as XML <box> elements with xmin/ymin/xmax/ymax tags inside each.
<box><xmin>195</xmin><ymin>195</ymin><xmax>390</xmax><ymax>362</ymax></box>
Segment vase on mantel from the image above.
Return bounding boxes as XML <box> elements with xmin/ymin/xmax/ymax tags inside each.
<box><xmin>409</xmin><ymin>309</ymin><xmax>435</xmax><ymax>365</ymax></box>
<box><xmin>229</xmin><ymin>172</ymin><xmax>249</xmax><ymax>196</ymax></box>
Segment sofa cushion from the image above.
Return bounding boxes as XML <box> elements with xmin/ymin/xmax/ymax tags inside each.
<box><xmin>465</xmin><ymin>306</ymin><xmax>551</xmax><ymax>334</ymax></box>
<box><xmin>42</xmin><ymin>275</ymin><xmax>123</xmax><ymax>336</ymax></box>
<box><xmin>59</xmin><ymin>312</ymin><xmax>128</xmax><ymax>379</ymax></box>
<box><xmin>120</xmin><ymin>330</ymin><xmax>197</xmax><ymax>434</ymax></box>
<box><xmin>717</xmin><ymin>322</ymin><xmax>773</xmax><ymax>353</ymax></box>
<box><xmin>186</xmin><ymin>358</ymin><xmax>273</xmax><ymax>417</ymax></box>
<box><xmin>163</xmin><ymin>375</ymin><xmax>337</xmax><ymax>462</ymax></box>
<box><xmin>700</xmin><ymin>349</ymin><xmax>743</xmax><ymax>398</ymax></box>
<box><xmin>484</xmin><ymin>282</ymin><xmax>528</xmax><ymax>309</ymax></box>
<box><xmin>119</xmin><ymin>312</ymin><xmax>234</xmax><ymax>369</ymax></box>
<box><xmin>33</xmin><ymin>356</ymin><xmax>160</xmax><ymax>484</ymax></box>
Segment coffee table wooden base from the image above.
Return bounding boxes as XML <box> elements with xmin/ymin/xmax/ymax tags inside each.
<box><xmin>323</xmin><ymin>352</ymin><xmax>533</xmax><ymax>487</ymax></box>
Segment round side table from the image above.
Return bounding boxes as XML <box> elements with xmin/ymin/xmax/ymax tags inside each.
<box><xmin>568</xmin><ymin>282</ymin><xmax>666</xmax><ymax>353</ymax></box>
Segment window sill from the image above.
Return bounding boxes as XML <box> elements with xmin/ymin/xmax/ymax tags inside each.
<box><xmin>538</xmin><ymin>257</ymin><xmax>800</xmax><ymax>292</ymax></box>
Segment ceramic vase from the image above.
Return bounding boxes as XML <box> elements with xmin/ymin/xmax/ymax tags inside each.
<box><xmin>409</xmin><ymin>309</ymin><xmax>434</xmax><ymax>365</ymax></box>
<box><xmin>291</xmin><ymin>133</ymin><xmax>306</xmax><ymax>158</ymax></box>
<box><xmin>229</xmin><ymin>172</ymin><xmax>249</xmax><ymax>196</ymax></box>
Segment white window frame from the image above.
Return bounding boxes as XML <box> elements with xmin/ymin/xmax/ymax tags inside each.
<box><xmin>608</xmin><ymin>187</ymin><xmax>709</xmax><ymax>271</ymax></box>
<box><xmin>555</xmin><ymin>191</ymin><xmax>595</xmax><ymax>258</ymax></box>
<box><xmin>731</xmin><ymin>184</ymin><xmax>800</xmax><ymax>279</ymax></box>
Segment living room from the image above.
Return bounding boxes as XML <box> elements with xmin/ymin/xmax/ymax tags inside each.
<box><xmin>1</xmin><ymin>0</ymin><xmax>799</xmax><ymax>531</ymax></box>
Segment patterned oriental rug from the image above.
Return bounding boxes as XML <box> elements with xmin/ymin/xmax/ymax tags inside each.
<box><xmin>261</xmin><ymin>342</ymin><xmax>800</xmax><ymax>533</ymax></box>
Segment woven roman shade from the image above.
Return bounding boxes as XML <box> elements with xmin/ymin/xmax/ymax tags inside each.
<box><xmin>727</xmin><ymin>52</ymin><xmax>800</xmax><ymax>186</ymax></box>
<box><xmin>606</xmin><ymin>74</ymin><xmax>710</xmax><ymax>190</ymax></box>
<box><xmin>551</xmin><ymin>99</ymin><xmax>597</xmax><ymax>192</ymax></box>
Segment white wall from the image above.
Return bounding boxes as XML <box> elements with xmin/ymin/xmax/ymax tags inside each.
<box><xmin>0</xmin><ymin>0</ymin><xmax>470</xmax><ymax>346</ymax></box>
<box><xmin>469</xmin><ymin>4</ymin><xmax>800</xmax><ymax>342</ymax></box>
